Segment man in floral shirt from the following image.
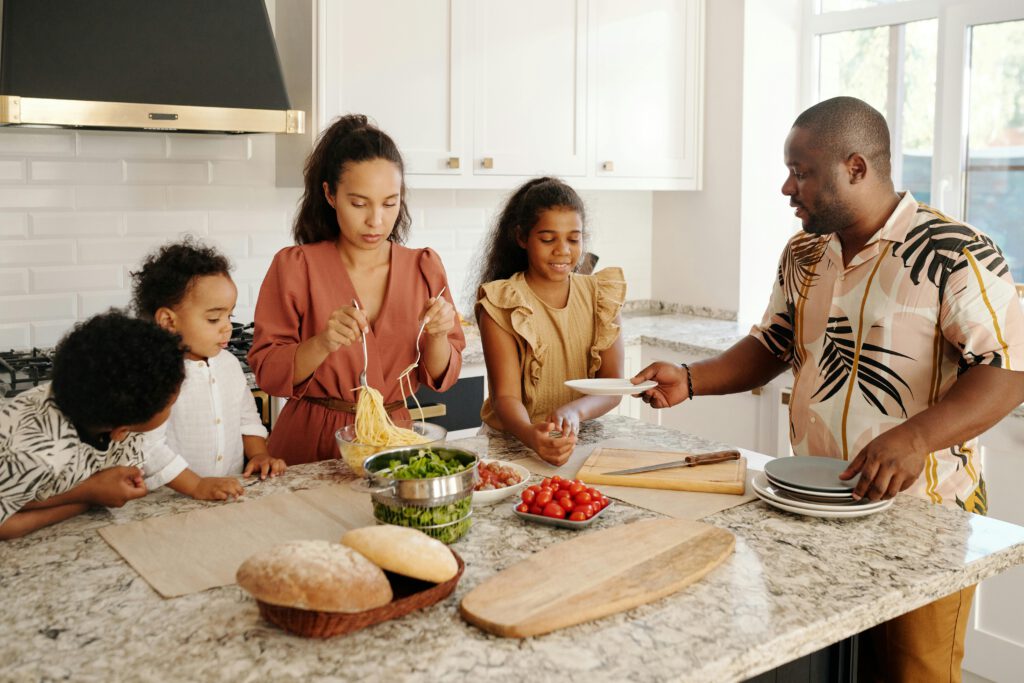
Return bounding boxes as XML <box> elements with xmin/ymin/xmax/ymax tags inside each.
<box><xmin>634</xmin><ymin>97</ymin><xmax>1024</xmax><ymax>682</ymax></box>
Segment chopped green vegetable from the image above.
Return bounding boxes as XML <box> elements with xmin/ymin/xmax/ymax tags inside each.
<box><xmin>372</xmin><ymin>496</ymin><xmax>472</xmax><ymax>544</ymax></box>
<box><xmin>383</xmin><ymin>448</ymin><xmax>470</xmax><ymax>479</ymax></box>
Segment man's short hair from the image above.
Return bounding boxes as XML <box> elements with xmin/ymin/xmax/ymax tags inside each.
<box><xmin>51</xmin><ymin>310</ymin><xmax>184</xmax><ymax>429</ymax></box>
<box><xmin>793</xmin><ymin>96</ymin><xmax>892</xmax><ymax>180</ymax></box>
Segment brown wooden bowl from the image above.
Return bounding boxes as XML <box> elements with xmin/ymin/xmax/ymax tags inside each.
<box><xmin>255</xmin><ymin>549</ymin><xmax>465</xmax><ymax>638</ymax></box>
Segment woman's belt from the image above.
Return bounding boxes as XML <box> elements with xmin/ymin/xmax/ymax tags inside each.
<box><xmin>303</xmin><ymin>396</ymin><xmax>406</xmax><ymax>414</ymax></box>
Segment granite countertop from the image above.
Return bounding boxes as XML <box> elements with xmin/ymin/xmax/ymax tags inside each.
<box><xmin>3</xmin><ymin>415</ymin><xmax>1024</xmax><ymax>683</ymax></box>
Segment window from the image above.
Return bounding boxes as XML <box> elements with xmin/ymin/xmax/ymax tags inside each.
<box><xmin>807</xmin><ymin>0</ymin><xmax>1024</xmax><ymax>281</ymax></box>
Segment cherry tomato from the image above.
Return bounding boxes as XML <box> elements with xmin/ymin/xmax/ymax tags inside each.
<box><xmin>535</xmin><ymin>489</ymin><xmax>553</xmax><ymax>506</ymax></box>
<box><xmin>529</xmin><ymin>504</ymin><xmax>544</xmax><ymax>515</ymax></box>
<box><xmin>574</xmin><ymin>491</ymin><xmax>592</xmax><ymax>505</ymax></box>
<box><xmin>558</xmin><ymin>479</ymin><xmax>573</xmax><ymax>491</ymax></box>
<box><xmin>526</xmin><ymin>485</ymin><xmax>541</xmax><ymax>495</ymax></box>
<box><xmin>568</xmin><ymin>482</ymin><xmax>585</xmax><ymax>496</ymax></box>
<box><xmin>542</xmin><ymin>502</ymin><xmax>566</xmax><ymax>519</ymax></box>
<box><xmin>558</xmin><ymin>497</ymin><xmax>574</xmax><ymax>512</ymax></box>
<box><xmin>521</xmin><ymin>489</ymin><xmax>536</xmax><ymax>504</ymax></box>
<box><xmin>516</xmin><ymin>502</ymin><xmax>530</xmax><ymax>513</ymax></box>
<box><xmin>569</xmin><ymin>511</ymin><xmax>587</xmax><ymax>522</ymax></box>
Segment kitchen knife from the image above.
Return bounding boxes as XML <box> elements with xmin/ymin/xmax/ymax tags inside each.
<box><xmin>601</xmin><ymin>450</ymin><xmax>741</xmax><ymax>476</ymax></box>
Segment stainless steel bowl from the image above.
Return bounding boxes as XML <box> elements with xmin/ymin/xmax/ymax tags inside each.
<box><xmin>362</xmin><ymin>445</ymin><xmax>478</xmax><ymax>503</ymax></box>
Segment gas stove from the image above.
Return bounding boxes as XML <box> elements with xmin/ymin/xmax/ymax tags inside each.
<box><xmin>0</xmin><ymin>348</ymin><xmax>55</xmax><ymax>398</ymax></box>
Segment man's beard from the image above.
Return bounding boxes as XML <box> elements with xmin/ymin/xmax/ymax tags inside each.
<box><xmin>801</xmin><ymin>179</ymin><xmax>856</xmax><ymax>236</ymax></box>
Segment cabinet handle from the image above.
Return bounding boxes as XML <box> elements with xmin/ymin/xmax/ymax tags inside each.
<box><xmin>446</xmin><ymin>157</ymin><xmax>460</xmax><ymax>169</ymax></box>
<box><xmin>601</xmin><ymin>161</ymin><xmax>615</xmax><ymax>172</ymax></box>
<box><xmin>481</xmin><ymin>157</ymin><xmax>494</xmax><ymax>169</ymax></box>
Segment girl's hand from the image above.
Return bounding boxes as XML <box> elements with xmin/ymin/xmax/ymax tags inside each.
<box><xmin>317</xmin><ymin>306</ymin><xmax>368</xmax><ymax>353</ymax></box>
<box><xmin>546</xmin><ymin>407</ymin><xmax>581</xmax><ymax>439</ymax></box>
<box><xmin>193</xmin><ymin>477</ymin><xmax>244</xmax><ymax>501</ymax></box>
<box><xmin>528</xmin><ymin>421</ymin><xmax>577</xmax><ymax>466</ymax></box>
<box><xmin>243</xmin><ymin>454</ymin><xmax>287</xmax><ymax>480</ymax></box>
<box><xmin>420</xmin><ymin>294</ymin><xmax>455</xmax><ymax>339</ymax></box>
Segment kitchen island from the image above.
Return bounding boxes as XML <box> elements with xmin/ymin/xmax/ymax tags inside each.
<box><xmin>2</xmin><ymin>415</ymin><xmax>1023</xmax><ymax>683</ymax></box>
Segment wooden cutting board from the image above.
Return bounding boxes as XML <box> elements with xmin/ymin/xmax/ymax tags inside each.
<box><xmin>460</xmin><ymin>518</ymin><xmax>734</xmax><ymax>638</ymax></box>
<box><xmin>577</xmin><ymin>446</ymin><xmax>746</xmax><ymax>494</ymax></box>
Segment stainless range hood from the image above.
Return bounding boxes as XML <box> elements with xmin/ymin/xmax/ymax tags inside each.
<box><xmin>0</xmin><ymin>0</ymin><xmax>304</xmax><ymax>135</ymax></box>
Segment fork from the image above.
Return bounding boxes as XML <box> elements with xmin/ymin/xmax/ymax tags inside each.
<box><xmin>352</xmin><ymin>298</ymin><xmax>368</xmax><ymax>388</ymax></box>
<box><xmin>397</xmin><ymin>285</ymin><xmax>446</xmax><ymax>384</ymax></box>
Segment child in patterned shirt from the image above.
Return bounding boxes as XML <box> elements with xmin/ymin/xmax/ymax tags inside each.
<box><xmin>132</xmin><ymin>238</ymin><xmax>286</xmax><ymax>500</ymax></box>
<box><xmin>0</xmin><ymin>311</ymin><xmax>184</xmax><ymax>539</ymax></box>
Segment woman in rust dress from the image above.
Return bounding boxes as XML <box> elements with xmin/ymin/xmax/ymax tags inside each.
<box><xmin>250</xmin><ymin>115</ymin><xmax>465</xmax><ymax>464</ymax></box>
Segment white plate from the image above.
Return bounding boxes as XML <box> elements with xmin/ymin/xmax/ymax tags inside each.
<box><xmin>564</xmin><ymin>378</ymin><xmax>657</xmax><ymax>396</ymax></box>
<box><xmin>472</xmin><ymin>459</ymin><xmax>531</xmax><ymax>506</ymax></box>
<box><xmin>753</xmin><ymin>473</ymin><xmax>889</xmax><ymax>512</ymax></box>
<box><xmin>763</xmin><ymin>455</ymin><xmax>859</xmax><ymax>493</ymax></box>
<box><xmin>753</xmin><ymin>483</ymin><xmax>893</xmax><ymax>519</ymax></box>
<box><xmin>764</xmin><ymin>473</ymin><xmax>855</xmax><ymax>500</ymax></box>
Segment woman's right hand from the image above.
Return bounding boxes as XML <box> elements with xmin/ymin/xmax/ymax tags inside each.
<box><xmin>528</xmin><ymin>421</ymin><xmax>577</xmax><ymax>466</ymax></box>
<box><xmin>316</xmin><ymin>305</ymin><xmax>368</xmax><ymax>353</ymax></box>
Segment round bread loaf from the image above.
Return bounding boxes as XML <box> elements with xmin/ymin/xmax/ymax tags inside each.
<box><xmin>341</xmin><ymin>526</ymin><xmax>458</xmax><ymax>583</ymax></box>
<box><xmin>236</xmin><ymin>540</ymin><xmax>392</xmax><ymax>612</ymax></box>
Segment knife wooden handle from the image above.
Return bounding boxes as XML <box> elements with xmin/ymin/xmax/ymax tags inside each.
<box><xmin>687</xmin><ymin>450</ymin><xmax>741</xmax><ymax>466</ymax></box>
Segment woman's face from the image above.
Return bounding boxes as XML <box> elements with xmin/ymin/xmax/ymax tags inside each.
<box><xmin>323</xmin><ymin>158</ymin><xmax>403</xmax><ymax>250</ymax></box>
<box><xmin>519</xmin><ymin>208</ymin><xmax>583</xmax><ymax>283</ymax></box>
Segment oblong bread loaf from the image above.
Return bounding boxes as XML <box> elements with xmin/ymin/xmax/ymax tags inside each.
<box><xmin>236</xmin><ymin>540</ymin><xmax>392</xmax><ymax>612</ymax></box>
<box><xmin>341</xmin><ymin>526</ymin><xmax>458</xmax><ymax>583</ymax></box>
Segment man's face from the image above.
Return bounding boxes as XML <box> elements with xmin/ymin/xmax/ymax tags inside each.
<box><xmin>781</xmin><ymin>126</ymin><xmax>857</xmax><ymax>236</ymax></box>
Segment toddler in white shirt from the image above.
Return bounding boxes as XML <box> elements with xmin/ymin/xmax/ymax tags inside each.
<box><xmin>132</xmin><ymin>238</ymin><xmax>286</xmax><ymax>500</ymax></box>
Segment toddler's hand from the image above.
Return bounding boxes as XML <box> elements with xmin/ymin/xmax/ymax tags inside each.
<box><xmin>193</xmin><ymin>477</ymin><xmax>244</xmax><ymax>501</ymax></box>
<box><xmin>243</xmin><ymin>454</ymin><xmax>287</xmax><ymax>480</ymax></box>
<box><xmin>529</xmin><ymin>421</ymin><xmax>577</xmax><ymax>466</ymax></box>
<box><xmin>421</xmin><ymin>294</ymin><xmax>455</xmax><ymax>339</ymax></box>
<box><xmin>318</xmin><ymin>306</ymin><xmax>368</xmax><ymax>353</ymax></box>
<box><xmin>85</xmin><ymin>466</ymin><xmax>148</xmax><ymax>507</ymax></box>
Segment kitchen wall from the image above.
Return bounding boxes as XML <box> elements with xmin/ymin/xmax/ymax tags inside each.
<box><xmin>0</xmin><ymin>126</ymin><xmax>652</xmax><ymax>350</ymax></box>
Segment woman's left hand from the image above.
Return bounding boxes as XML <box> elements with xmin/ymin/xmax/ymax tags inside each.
<box><xmin>421</xmin><ymin>293</ymin><xmax>456</xmax><ymax>339</ymax></box>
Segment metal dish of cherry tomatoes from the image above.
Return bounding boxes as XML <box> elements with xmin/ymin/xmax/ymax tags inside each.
<box><xmin>511</xmin><ymin>476</ymin><xmax>613</xmax><ymax>529</ymax></box>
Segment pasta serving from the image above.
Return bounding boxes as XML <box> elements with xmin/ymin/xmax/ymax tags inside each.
<box><xmin>353</xmin><ymin>385</ymin><xmax>429</xmax><ymax>447</ymax></box>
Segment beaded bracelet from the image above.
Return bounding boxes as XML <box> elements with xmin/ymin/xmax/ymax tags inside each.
<box><xmin>680</xmin><ymin>363</ymin><xmax>694</xmax><ymax>399</ymax></box>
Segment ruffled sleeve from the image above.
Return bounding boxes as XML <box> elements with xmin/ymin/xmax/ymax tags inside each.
<box><xmin>415</xmin><ymin>248</ymin><xmax>466</xmax><ymax>392</ymax></box>
<box><xmin>475</xmin><ymin>275</ymin><xmax>545</xmax><ymax>390</ymax></box>
<box><xmin>589</xmin><ymin>267</ymin><xmax>627</xmax><ymax>376</ymax></box>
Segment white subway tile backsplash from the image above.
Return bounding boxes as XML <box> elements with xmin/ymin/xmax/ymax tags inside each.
<box><xmin>80</xmin><ymin>291</ymin><xmax>132</xmax><ymax>317</ymax></box>
<box><xmin>168</xmin><ymin>135</ymin><xmax>250</xmax><ymax>161</ymax></box>
<box><xmin>30</xmin><ymin>265</ymin><xmax>123</xmax><ymax>293</ymax></box>
<box><xmin>406</xmin><ymin>230</ymin><xmax>454</xmax><ymax>251</ymax></box>
<box><xmin>0</xmin><ymin>270</ymin><xmax>28</xmax><ymax>296</ymax></box>
<box><xmin>125</xmin><ymin>161</ymin><xmax>210</xmax><ymax>185</ymax></box>
<box><xmin>0</xmin><ymin>294</ymin><xmax>76</xmax><ymax>323</ymax></box>
<box><xmin>210</xmin><ymin>160</ymin><xmax>276</xmax><ymax>186</ymax></box>
<box><xmin>247</xmin><ymin>187</ymin><xmax>302</xmax><ymax>209</ymax></box>
<box><xmin>0</xmin><ymin>241</ymin><xmax>74</xmax><ymax>266</ymax></box>
<box><xmin>209</xmin><ymin>210</ymin><xmax>287</xmax><ymax>234</ymax></box>
<box><xmin>0</xmin><ymin>187</ymin><xmax>75</xmax><ymax>209</ymax></box>
<box><xmin>77</xmin><ymin>132</ymin><xmax>167</xmax><ymax>159</ymax></box>
<box><xmin>31</xmin><ymin>212</ymin><xmax>123</xmax><ymax>237</ymax></box>
<box><xmin>455</xmin><ymin>229</ymin><xmax>487</xmax><ymax>251</ymax></box>
<box><xmin>204</xmin><ymin>235</ymin><xmax>250</xmax><ymax>259</ymax></box>
<box><xmin>75</xmin><ymin>186</ymin><xmax>166</xmax><ymax>209</ymax></box>
<box><xmin>0</xmin><ymin>213</ymin><xmax>28</xmax><ymax>237</ymax></box>
<box><xmin>167</xmin><ymin>186</ymin><xmax>253</xmax><ymax>209</ymax></box>
<box><xmin>249</xmin><ymin>233</ymin><xmax>292</xmax><ymax>258</ymax></box>
<box><xmin>78</xmin><ymin>238</ymin><xmax>165</xmax><ymax>265</ymax></box>
<box><xmin>32</xmin><ymin>320</ymin><xmax>80</xmax><ymax>348</ymax></box>
<box><xmin>124</xmin><ymin>211</ymin><xmax>207</xmax><ymax>235</ymax></box>
<box><xmin>0</xmin><ymin>130</ymin><xmax>76</xmax><ymax>156</ymax></box>
<box><xmin>0</xmin><ymin>324</ymin><xmax>30</xmax><ymax>350</ymax></box>
<box><xmin>0</xmin><ymin>161</ymin><xmax>26</xmax><ymax>182</ymax></box>
<box><xmin>232</xmin><ymin>257</ymin><xmax>275</xmax><ymax>283</ymax></box>
<box><xmin>421</xmin><ymin>207</ymin><xmax>486</xmax><ymax>230</ymax></box>
<box><xmin>31</xmin><ymin>161</ymin><xmax>124</xmax><ymax>184</ymax></box>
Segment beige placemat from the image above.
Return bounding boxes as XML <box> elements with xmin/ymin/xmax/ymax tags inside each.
<box><xmin>513</xmin><ymin>440</ymin><xmax>768</xmax><ymax>521</ymax></box>
<box><xmin>99</xmin><ymin>485</ymin><xmax>375</xmax><ymax>599</ymax></box>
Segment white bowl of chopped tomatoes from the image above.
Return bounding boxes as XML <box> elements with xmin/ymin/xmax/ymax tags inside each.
<box><xmin>472</xmin><ymin>459</ymin><xmax>531</xmax><ymax>506</ymax></box>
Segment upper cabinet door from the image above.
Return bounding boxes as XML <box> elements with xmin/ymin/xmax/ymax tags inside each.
<box><xmin>590</xmin><ymin>0</ymin><xmax>703</xmax><ymax>183</ymax></box>
<box><xmin>471</xmin><ymin>0</ymin><xmax>587</xmax><ymax>177</ymax></box>
<box><xmin>320</xmin><ymin>0</ymin><xmax>467</xmax><ymax>176</ymax></box>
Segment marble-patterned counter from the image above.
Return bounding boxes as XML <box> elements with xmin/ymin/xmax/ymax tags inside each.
<box><xmin>4</xmin><ymin>415</ymin><xmax>1022</xmax><ymax>683</ymax></box>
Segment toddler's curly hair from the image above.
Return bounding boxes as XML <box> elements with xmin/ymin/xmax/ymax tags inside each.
<box><xmin>131</xmin><ymin>236</ymin><xmax>231</xmax><ymax>318</ymax></box>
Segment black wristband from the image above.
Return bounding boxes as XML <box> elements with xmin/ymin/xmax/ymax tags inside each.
<box><xmin>680</xmin><ymin>363</ymin><xmax>694</xmax><ymax>399</ymax></box>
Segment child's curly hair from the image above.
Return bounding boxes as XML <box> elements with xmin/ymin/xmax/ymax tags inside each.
<box><xmin>51</xmin><ymin>310</ymin><xmax>184</xmax><ymax>429</ymax></box>
<box><xmin>131</xmin><ymin>236</ymin><xmax>231</xmax><ymax>318</ymax></box>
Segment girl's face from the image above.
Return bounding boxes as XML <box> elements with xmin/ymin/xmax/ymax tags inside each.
<box><xmin>156</xmin><ymin>273</ymin><xmax>237</xmax><ymax>361</ymax></box>
<box><xmin>323</xmin><ymin>158</ymin><xmax>403</xmax><ymax>251</ymax></box>
<box><xmin>519</xmin><ymin>208</ymin><xmax>583</xmax><ymax>283</ymax></box>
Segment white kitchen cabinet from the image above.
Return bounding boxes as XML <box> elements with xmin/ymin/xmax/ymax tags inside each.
<box><xmin>313</xmin><ymin>0</ymin><xmax>704</xmax><ymax>190</ymax></box>
<box><xmin>964</xmin><ymin>414</ymin><xmax>1024</xmax><ymax>681</ymax></box>
<box><xmin>319</xmin><ymin>0</ymin><xmax>467</xmax><ymax>176</ymax></box>
<box><xmin>610</xmin><ymin>343</ymin><xmax>643</xmax><ymax>419</ymax></box>
<box><xmin>589</xmin><ymin>0</ymin><xmax>703</xmax><ymax>184</ymax></box>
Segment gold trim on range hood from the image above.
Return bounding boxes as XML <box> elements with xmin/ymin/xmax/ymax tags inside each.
<box><xmin>0</xmin><ymin>96</ymin><xmax>305</xmax><ymax>134</ymax></box>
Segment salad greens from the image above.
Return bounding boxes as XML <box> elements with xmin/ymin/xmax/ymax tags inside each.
<box><xmin>372</xmin><ymin>497</ymin><xmax>472</xmax><ymax>544</ymax></box>
<box><xmin>384</xmin><ymin>448</ymin><xmax>471</xmax><ymax>479</ymax></box>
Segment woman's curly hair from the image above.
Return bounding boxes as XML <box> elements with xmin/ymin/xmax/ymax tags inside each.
<box><xmin>130</xmin><ymin>236</ymin><xmax>231</xmax><ymax>318</ymax></box>
<box><xmin>51</xmin><ymin>310</ymin><xmax>185</xmax><ymax>429</ymax></box>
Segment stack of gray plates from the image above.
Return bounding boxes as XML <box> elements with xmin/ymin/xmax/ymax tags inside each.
<box><xmin>754</xmin><ymin>456</ymin><xmax>893</xmax><ymax>519</ymax></box>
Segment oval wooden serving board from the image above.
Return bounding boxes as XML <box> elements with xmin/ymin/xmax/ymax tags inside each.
<box><xmin>460</xmin><ymin>518</ymin><xmax>735</xmax><ymax>638</ymax></box>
